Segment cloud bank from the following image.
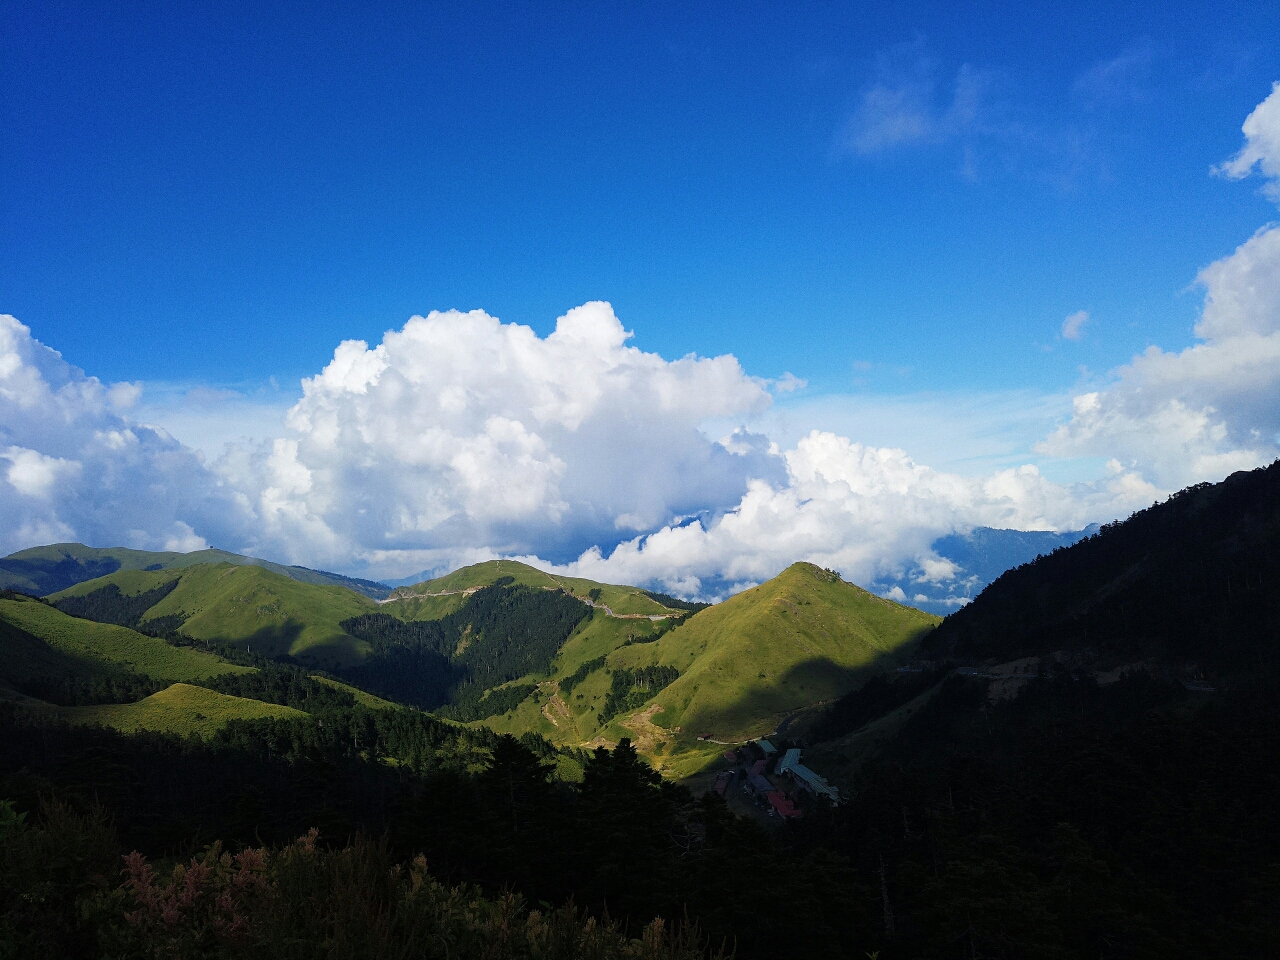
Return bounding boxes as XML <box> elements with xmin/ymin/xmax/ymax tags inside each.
<box><xmin>0</xmin><ymin>313</ymin><xmax>246</xmax><ymax>555</ymax></box>
<box><xmin>551</xmin><ymin>431</ymin><xmax>1154</xmax><ymax>600</ymax></box>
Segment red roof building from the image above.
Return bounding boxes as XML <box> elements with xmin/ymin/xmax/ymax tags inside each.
<box><xmin>765</xmin><ymin>791</ymin><xmax>802</xmax><ymax>819</ymax></box>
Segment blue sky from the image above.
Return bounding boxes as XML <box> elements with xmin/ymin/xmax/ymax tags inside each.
<box><xmin>3</xmin><ymin>2</ymin><xmax>1280</xmax><ymax>595</ymax></box>
<box><xmin>4</xmin><ymin>1</ymin><xmax>1275</xmax><ymax>387</ymax></box>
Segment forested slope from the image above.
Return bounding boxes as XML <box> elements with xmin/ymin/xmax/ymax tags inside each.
<box><xmin>921</xmin><ymin>460</ymin><xmax>1280</xmax><ymax>673</ymax></box>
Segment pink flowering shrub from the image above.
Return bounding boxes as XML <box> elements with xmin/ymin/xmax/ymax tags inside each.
<box><xmin>111</xmin><ymin>831</ymin><xmax>723</xmax><ymax>960</ymax></box>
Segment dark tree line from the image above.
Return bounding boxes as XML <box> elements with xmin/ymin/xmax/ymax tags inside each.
<box><xmin>338</xmin><ymin>580</ymin><xmax>591</xmax><ymax>716</ymax></box>
<box><xmin>442</xmin><ymin>681</ymin><xmax>539</xmax><ymax>721</ymax></box>
<box><xmin>639</xmin><ymin>590</ymin><xmax>711</xmax><ymax>613</ymax></box>
<box><xmin>193</xmin><ymin>663</ymin><xmax>359</xmax><ymax>714</ymax></box>
<box><xmin>599</xmin><ymin>665</ymin><xmax>680</xmax><ymax>724</ymax></box>
<box><xmin>789</xmin><ymin>668</ymin><xmax>1280</xmax><ymax>959</ymax></box>
<box><xmin>559</xmin><ymin>656</ymin><xmax>605</xmax><ymax>695</ymax></box>
<box><xmin>17</xmin><ymin>671</ymin><xmax>166</xmax><ymax>707</ymax></box>
<box><xmin>807</xmin><ymin>666</ymin><xmax>949</xmax><ymax>744</ymax></box>
<box><xmin>51</xmin><ymin>579</ymin><xmax>181</xmax><ymax>631</ymax></box>
<box><xmin>1</xmin><ymin>706</ymin><xmax>853</xmax><ymax>959</ymax></box>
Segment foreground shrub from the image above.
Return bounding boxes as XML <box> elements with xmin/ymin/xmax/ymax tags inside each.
<box><xmin>104</xmin><ymin>830</ymin><xmax>723</xmax><ymax>960</ymax></box>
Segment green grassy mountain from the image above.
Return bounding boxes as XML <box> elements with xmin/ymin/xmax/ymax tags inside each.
<box><xmin>382</xmin><ymin>559</ymin><xmax>684</xmax><ymax>619</ymax></box>
<box><xmin>58</xmin><ymin>682</ymin><xmax>306</xmax><ymax>737</ymax></box>
<box><xmin>606</xmin><ymin>563</ymin><xmax>937</xmax><ymax>760</ymax></box>
<box><xmin>0</xmin><ymin>542</ymin><xmax>391</xmax><ymax>599</ymax></box>
<box><xmin>1</xmin><ymin>593</ymin><xmax>250</xmax><ymax>686</ymax></box>
<box><xmin>20</xmin><ymin>551</ymin><xmax>937</xmax><ymax>776</ymax></box>
<box><xmin>33</xmin><ymin>558</ymin><xmax>682</xmax><ymax>732</ymax></box>
<box><xmin>0</xmin><ymin>592</ymin><xmax>301</xmax><ymax>737</ymax></box>
<box><xmin>49</xmin><ymin>563</ymin><xmax>377</xmax><ymax>667</ymax></box>
<box><xmin>467</xmin><ymin>563</ymin><xmax>938</xmax><ymax>776</ymax></box>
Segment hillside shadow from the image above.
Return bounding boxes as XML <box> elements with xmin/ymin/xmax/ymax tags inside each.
<box><xmin>207</xmin><ymin>620</ymin><xmax>304</xmax><ymax>660</ymax></box>
<box><xmin>0</xmin><ymin>615</ymin><xmax>112</xmax><ymax>684</ymax></box>
<box><xmin>0</xmin><ymin>556</ymin><xmax>122</xmax><ymax>595</ymax></box>
<box><xmin>680</xmin><ymin>653</ymin><xmax>912</xmax><ymax>744</ymax></box>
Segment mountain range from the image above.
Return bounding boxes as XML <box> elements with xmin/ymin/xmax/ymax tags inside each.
<box><xmin>4</xmin><ymin>463</ymin><xmax>1280</xmax><ymax>956</ymax></box>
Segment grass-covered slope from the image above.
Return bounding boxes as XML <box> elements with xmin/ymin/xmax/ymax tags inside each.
<box><xmin>614</xmin><ymin>562</ymin><xmax>939</xmax><ymax>741</ymax></box>
<box><xmin>51</xmin><ymin>564</ymin><xmax>376</xmax><ymax>667</ymax></box>
<box><xmin>0</xmin><ymin>542</ymin><xmax>391</xmax><ymax>599</ymax></box>
<box><xmin>60</xmin><ymin>682</ymin><xmax>306</xmax><ymax>737</ymax></box>
<box><xmin>384</xmin><ymin>559</ymin><xmax>681</xmax><ymax>618</ymax></box>
<box><xmin>0</xmin><ymin>595</ymin><xmax>249</xmax><ymax>685</ymax></box>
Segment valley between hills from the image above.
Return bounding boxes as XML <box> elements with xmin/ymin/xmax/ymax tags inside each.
<box><xmin>3</xmin><ymin>541</ymin><xmax>938</xmax><ymax>780</ymax></box>
<box><xmin>4</xmin><ymin>460</ymin><xmax>1280</xmax><ymax>958</ymax></box>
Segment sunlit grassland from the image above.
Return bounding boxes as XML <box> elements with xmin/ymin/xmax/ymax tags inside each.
<box><xmin>387</xmin><ymin>560</ymin><xmax>680</xmax><ymax>617</ymax></box>
<box><xmin>0</xmin><ymin>596</ymin><xmax>249</xmax><ymax>684</ymax></box>
<box><xmin>53</xmin><ymin>563</ymin><xmax>376</xmax><ymax>667</ymax></box>
<box><xmin>60</xmin><ymin>682</ymin><xmax>306</xmax><ymax>737</ymax></box>
<box><xmin>611</xmin><ymin>563</ymin><xmax>939</xmax><ymax>742</ymax></box>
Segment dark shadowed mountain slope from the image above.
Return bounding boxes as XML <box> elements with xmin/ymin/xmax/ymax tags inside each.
<box><xmin>919</xmin><ymin>460</ymin><xmax>1280</xmax><ymax>674</ymax></box>
<box><xmin>869</xmin><ymin>524</ymin><xmax>1097</xmax><ymax>613</ymax></box>
<box><xmin>0</xmin><ymin>543</ymin><xmax>391</xmax><ymax>599</ymax></box>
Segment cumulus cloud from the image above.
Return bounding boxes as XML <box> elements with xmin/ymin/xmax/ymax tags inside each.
<box><xmin>0</xmin><ymin>297</ymin><xmax>1219</xmax><ymax>599</ymax></box>
<box><xmin>0</xmin><ymin>314</ymin><xmax>248</xmax><ymax>556</ymax></box>
<box><xmin>214</xmin><ymin>302</ymin><xmax>782</xmax><ymax>569</ymax></box>
<box><xmin>1061</xmin><ymin>310</ymin><xmax>1090</xmax><ymax>340</ymax></box>
<box><xmin>3</xmin><ymin>447</ymin><xmax>81</xmax><ymax>498</ymax></box>
<box><xmin>550</xmin><ymin>430</ymin><xmax>1156</xmax><ymax>600</ymax></box>
<box><xmin>1214</xmin><ymin>81</ymin><xmax>1280</xmax><ymax>204</ymax></box>
<box><xmin>1038</xmin><ymin>224</ymin><xmax>1280</xmax><ymax>489</ymax></box>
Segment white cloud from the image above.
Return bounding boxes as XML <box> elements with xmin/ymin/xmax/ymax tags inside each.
<box><xmin>1214</xmin><ymin>81</ymin><xmax>1280</xmax><ymax>204</ymax></box>
<box><xmin>0</xmin><ymin>313</ymin><xmax>250</xmax><ymax>557</ymax></box>
<box><xmin>163</xmin><ymin>521</ymin><xmax>209</xmax><ymax>552</ymax></box>
<box><xmin>3</xmin><ymin>447</ymin><xmax>81</xmax><ymax>498</ymax></box>
<box><xmin>134</xmin><ymin>382</ymin><xmax>293</xmax><ymax>463</ymax></box>
<box><xmin>549</xmin><ymin>430</ymin><xmax>1156</xmax><ymax>600</ymax></box>
<box><xmin>844</xmin><ymin>41</ymin><xmax>991</xmax><ymax>155</ymax></box>
<box><xmin>1061</xmin><ymin>310</ymin><xmax>1090</xmax><ymax>341</ymax></box>
<box><xmin>214</xmin><ymin>302</ymin><xmax>781</xmax><ymax>569</ymax></box>
<box><xmin>770</xmin><ymin>372</ymin><xmax>807</xmax><ymax>394</ymax></box>
<box><xmin>1034</xmin><ymin>85</ymin><xmax>1280</xmax><ymax>491</ymax></box>
<box><xmin>8</xmin><ymin>304</ymin><xmax>1147</xmax><ymax>593</ymax></box>
<box><xmin>1038</xmin><ymin>225</ymin><xmax>1280</xmax><ymax>488</ymax></box>
<box><xmin>709</xmin><ymin>388</ymin><xmax>1075</xmax><ymax>480</ymax></box>
<box><xmin>1072</xmin><ymin>42</ymin><xmax>1155</xmax><ymax>108</ymax></box>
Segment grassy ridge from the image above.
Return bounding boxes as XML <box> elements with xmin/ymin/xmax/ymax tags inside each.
<box><xmin>465</xmin><ymin>564</ymin><xmax>938</xmax><ymax>777</ymax></box>
<box><xmin>311</xmin><ymin>675</ymin><xmax>400</xmax><ymax>710</ymax></box>
<box><xmin>52</xmin><ymin>564</ymin><xmax>376</xmax><ymax>667</ymax></box>
<box><xmin>61</xmin><ymin>682</ymin><xmax>306</xmax><ymax>737</ymax></box>
<box><xmin>0</xmin><ymin>596</ymin><xmax>249</xmax><ymax>684</ymax></box>
<box><xmin>386</xmin><ymin>560</ymin><xmax>681</xmax><ymax>617</ymax></box>
<box><xmin>613</xmin><ymin>562</ymin><xmax>939</xmax><ymax>741</ymax></box>
<box><xmin>0</xmin><ymin>542</ymin><xmax>391</xmax><ymax>598</ymax></box>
